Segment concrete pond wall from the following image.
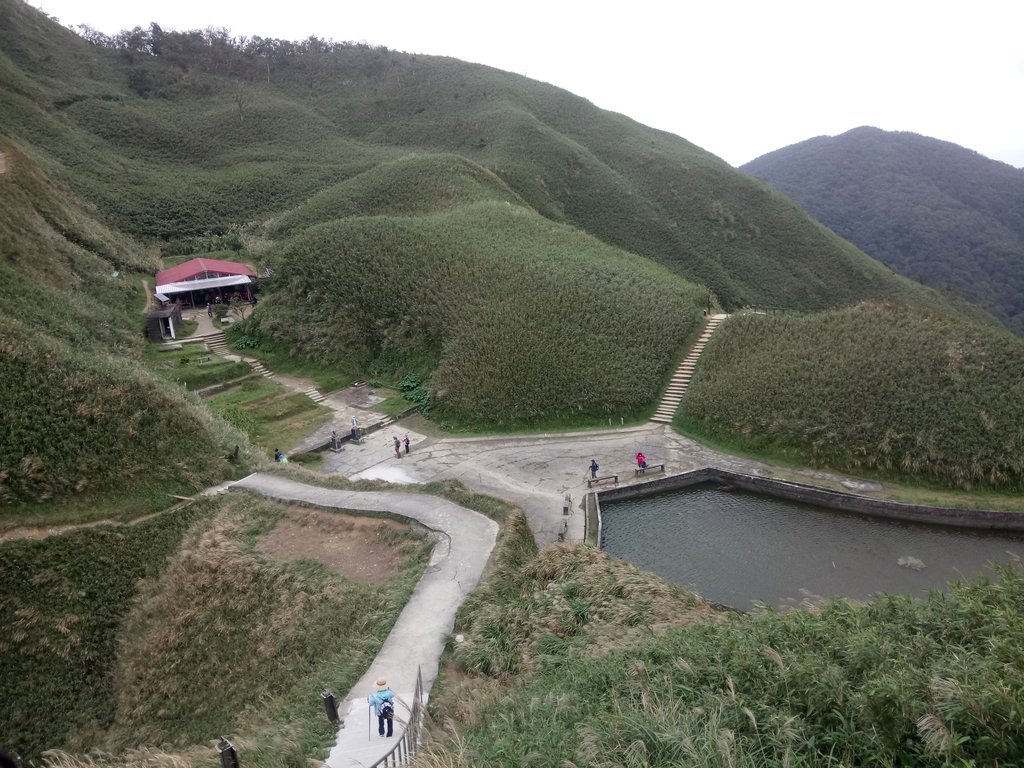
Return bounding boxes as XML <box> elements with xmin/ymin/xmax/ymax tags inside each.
<box><xmin>590</xmin><ymin>467</ymin><xmax>1024</xmax><ymax>545</ymax></box>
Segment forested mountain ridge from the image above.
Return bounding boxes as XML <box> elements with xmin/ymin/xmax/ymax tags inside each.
<box><xmin>742</xmin><ymin>126</ymin><xmax>1024</xmax><ymax>334</ymax></box>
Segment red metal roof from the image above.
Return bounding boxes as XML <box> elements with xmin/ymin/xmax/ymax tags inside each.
<box><xmin>156</xmin><ymin>258</ymin><xmax>256</xmax><ymax>285</ymax></box>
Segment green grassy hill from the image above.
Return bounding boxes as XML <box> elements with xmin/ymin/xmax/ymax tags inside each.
<box><xmin>679</xmin><ymin>304</ymin><xmax>1024</xmax><ymax>490</ymax></box>
<box><xmin>742</xmin><ymin>126</ymin><xmax>1024</xmax><ymax>334</ymax></box>
<box><xmin>1</xmin><ymin>0</ymin><xmax>997</xmax><ymax>431</ymax></box>
<box><xmin>253</xmin><ymin>199</ymin><xmax>707</xmax><ymax>426</ymax></box>
<box><xmin>2</xmin><ymin>4</ymin><xmax>1024</xmax><ymax>768</ymax></box>
<box><xmin>426</xmin><ymin>519</ymin><xmax>1024</xmax><ymax>767</ymax></box>
<box><xmin>0</xmin><ymin>493</ymin><xmax>431</xmax><ymax>762</ymax></box>
<box><xmin>0</xmin><ymin>129</ymin><xmax>257</xmax><ymax>512</ymax></box>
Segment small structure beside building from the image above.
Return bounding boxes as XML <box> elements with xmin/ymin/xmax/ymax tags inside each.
<box><xmin>154</xmin><ymin>257</ymin><xmax>257</xmax><ymax>309</ymax></box>
<box><xmin>146</xmin><ymin>303</ymin><xmax>182</xmax><ymax>341</ymax></box>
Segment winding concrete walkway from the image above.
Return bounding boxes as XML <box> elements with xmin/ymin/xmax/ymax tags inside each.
<box><xmin>222</xmin><ymin>422</ymin><xmax>922</xmax><ymax>766</ymax></box>
<box><xmin>230</xmin><ymin>473</ymin><xmax>498</xmax><ymax>768</ymax></box>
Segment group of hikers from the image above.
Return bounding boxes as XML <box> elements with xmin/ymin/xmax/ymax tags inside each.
<box><xmin>589</xmin><ymin>451</ymin><xmax>650</xmax><ymax>479</ymax></box>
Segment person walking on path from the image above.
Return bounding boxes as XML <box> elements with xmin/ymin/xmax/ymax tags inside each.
<box><xmin>590</xmin><ymin>459</ymin><xmax>599</xmax><ymax>479</ymax></box>
<box><xmin>206</xmin><ymin>302</ymin><xmax>213</xmax><ymax>318</ymax></box>
<box><xmin>393</xmin><ymin>436</ymin><xmax>402</xmax><ymax>458</ymax></box>
<box><xmin>403</xmin><ymin>434</ymin><xmax>410</xmax><ymax>455</ymax></box>
<box><xmin>367</xmin><ymin>678</ymin><xmax>395</xmax><ymax>737</ymax></box>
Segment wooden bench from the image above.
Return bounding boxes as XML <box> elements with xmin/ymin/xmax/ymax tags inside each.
<box><xmin>634</xmin><ymin>464</ymin><xmax>665</xmax><ymax>476</ymax></box>
<box><xmin>586</xmin><ymin>474</ymin><xmax>618</xmax><ymax>488</ymax></box>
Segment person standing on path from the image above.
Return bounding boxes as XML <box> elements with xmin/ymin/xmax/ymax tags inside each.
<box><xmin>393</xmin><ymin>436</ymin><xmax>402</xmax><ymax>458</ymax></box>
<box><xmin>403</xmin><ymin>434</ymin><xmax>410</xmax><ymax>455</ymax></box>
<box><xmin>367</xmin><ymin>678</ymin><xmax>395</xmax><ymax>737</ymax></box>
<box><xmin>590</xmin><ymin>459</ymin><xmax>599</xmax><ymax>479</ymax></box>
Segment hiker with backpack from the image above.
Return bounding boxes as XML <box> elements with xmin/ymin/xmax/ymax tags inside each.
<box><xmin>368</xmin><ymin>678</ymin><xmax>395</xmax><ymax>737</ymax></box>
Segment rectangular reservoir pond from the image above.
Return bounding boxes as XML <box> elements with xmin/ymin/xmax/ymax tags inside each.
<box><xmin>600</xmin><ymin>484</ymin><xmax>1024</xmax><ymax>610</ymax></box>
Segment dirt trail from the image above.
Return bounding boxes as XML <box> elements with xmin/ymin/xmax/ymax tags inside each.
<box><xmin>0</xmin><ymin>507</ymin><xmax>172</xmax><ymax>542</ymax></box>
<box><xmin>142</xmin><ymin>277</ymin><xmax>153</xmax><ymax>312</ymax></box>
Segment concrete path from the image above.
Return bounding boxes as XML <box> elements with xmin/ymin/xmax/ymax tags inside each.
<box><xmin>300</xmin><ymin>420</ymin><xmax>834</xmax><ymax>547</ymax></box>
<box><xmin>229</xmin><ymin>473</ymin><xmax>498</xmax><ymax>768</ymax></box>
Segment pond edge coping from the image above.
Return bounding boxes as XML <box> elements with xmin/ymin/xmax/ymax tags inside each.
<box><xmin>591</xmin><ymin>467</ymin><xmax>1024</xmax><ymax>547</ymax></box>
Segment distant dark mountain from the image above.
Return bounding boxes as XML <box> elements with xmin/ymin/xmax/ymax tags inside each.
<box><xmin>742</xmin><ymin>127</ymin><xmax>1024</xmax><ymax>334</ymax></box>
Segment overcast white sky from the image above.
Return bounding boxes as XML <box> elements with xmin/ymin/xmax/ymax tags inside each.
<box><xmin>28</xmin><ymin>0</ymin><xmax>1024</xmax><ymax>168</ymax></box>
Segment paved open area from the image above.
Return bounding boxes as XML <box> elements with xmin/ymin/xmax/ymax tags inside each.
<box><xmin>306</xmin><ymin>420</ymin><xmax>836</xmax><ymax>546</ymax></box>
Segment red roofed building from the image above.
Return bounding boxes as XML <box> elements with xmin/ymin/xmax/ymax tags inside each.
<box><xmin>154</xmin><ymin>258</ymin><xmax>257</xmax><ymax>307</ymax></box>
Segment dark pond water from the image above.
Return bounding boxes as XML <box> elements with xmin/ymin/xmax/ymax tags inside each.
<box><xmin>600</xmin><ymin>485</ymin><xmax>1024</xmax><ymax>610</ymax></box>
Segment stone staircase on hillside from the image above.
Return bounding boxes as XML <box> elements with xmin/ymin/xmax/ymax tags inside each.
<box><xmin>301</xmin><ymin>385</ymin><xmax>327</xmax><ymax>404</ymax></box>
<box><xmin>203</xmin><ymin>332</ymin><xmax>231</xmax><ymax>357</ymax></box>
<box><xmin>188</xmin><ymin>330</ymin><xmax>276</xmax><ymax>380</ymax></box>
<box><xmin>650</xmin><ymin>313</ymin><xmax>728</xmax><ymax>424</ymax></box>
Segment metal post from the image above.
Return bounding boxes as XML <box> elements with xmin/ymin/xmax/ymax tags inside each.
<box><xmin>217</xmin><ymin>737</ymin><xmax>239</xmax><ymax>768</ymax></box>
<box><xmin>321</xmin><ymin>690</ymin><xmax>339</xmax><ymax>724</ymax></box>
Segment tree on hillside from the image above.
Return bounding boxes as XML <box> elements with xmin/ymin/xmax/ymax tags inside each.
<box><xmin>233</xmin><ymin>82</ymin><xmax>251</xmax><ymax>123</ymax></box>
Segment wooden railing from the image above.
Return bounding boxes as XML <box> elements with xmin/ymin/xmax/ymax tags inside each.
<box><xmin>369</xmin><ymin>666</ymin><xmax>426</xmax><ymax>767</ymax></box>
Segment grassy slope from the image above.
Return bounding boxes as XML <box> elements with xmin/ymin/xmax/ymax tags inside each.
<box><xmin>0</xmin><ymin>502</ymin><xmax>205</xmax><ymax>760</ymax></box>
<box><xmin>305</xmin><ymin>53</ymin><xmax>978</xmax><ymax>315</ymax></box>
<box><xmin>425</xmin><ymin>517</ymin><xmax>1024</xmax><ymax>768</ymax></box>
<box><xmin>3</xmin><ymin>3</ymin><xmax>981</xmax><ymax>319</ymax></box>
<box><xmin>0</xmin><ymin>139</ymin><xmax>259</xmax><ymax>509</ymax></box>
<box><xmin>252</xmin><ymin>200</ymin><xmax>707</xmax><ymax>425</ymax></box>
<box><xmin>0</xmin><ymin>123</ymin><xmax>259</xmax><ymax>512</ymax></box>
<box><xmin>0</xmin><ymin>493</ymin><xmax>433</xmax><ymax>763</ymax></box>
<box><xmin>1</xmin><ymin>1</ymin><xmax>995</xmax><ymax>433</ymax></box>
<box><xmin>679</xmin><ymin>304</ymin><xmax>1024</xmax><ymax>490</ymax></box>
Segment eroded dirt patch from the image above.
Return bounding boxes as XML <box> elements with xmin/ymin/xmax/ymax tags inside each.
<box><xmin>255</xmin><ymin>505</ymin><xmax>419</xmax><ymax>582</ymax></box>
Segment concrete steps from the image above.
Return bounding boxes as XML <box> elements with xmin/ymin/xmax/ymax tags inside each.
<box><xmin>249</xmin><ymin>360</ymin><xmax>275</xmax><ymax>379</ymax></box>
<box><xmin>302</xmin><ymin>386</ymin><xmax>327</xmax><ymax>404</ymax></box>
<box><xmin>650</xmin><ymin>314</ymin><xmax>728</xmax><ymax>424</ymax></box>
<box><xmin>206</xmin><ymin>336</ymin><xmax>231</xmax><ymax>356</ymax></box>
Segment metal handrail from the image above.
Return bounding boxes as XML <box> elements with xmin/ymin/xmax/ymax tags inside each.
<box><xmin>368</xmin><ymin>666</ymin><xmax>426</xmax><ymax>767</ymax></box>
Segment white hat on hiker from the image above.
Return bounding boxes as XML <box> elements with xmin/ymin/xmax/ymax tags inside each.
<box><xmin>376</xmin><ymin>678</ymin><xmax>388</xmax><ymax>689</ymax></box>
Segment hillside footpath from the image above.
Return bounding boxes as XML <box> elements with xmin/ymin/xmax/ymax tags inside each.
<box><xmin>228</xmin><ymin>473</ymin><xmax>498</xmax><ymax>768</ymax></box>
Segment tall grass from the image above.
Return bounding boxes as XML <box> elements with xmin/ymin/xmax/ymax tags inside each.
<box><xmin>0</xmin><ymin>502</ymin><xmax>205</xmax><ymax>760</ymax></box>
<box><xmin>0</xmin><ymin>319</ymin><xmax>258</xmax><ymax>505</ymax></box>
<box><xmin>103</xmin><ymin>493</ymin><xmax>432</xmax><ymax>754</ymax></box>
<box><xmin>0</xmin><ymin>493</ymin><xmax>434</xmax><ymax>764</ymax></box>
<box><xmin>251</xmin><ymin>201</ymin><xmax>706</xmax><ymax>425</ymax></box>
<box><xmin>679</xmin><ymin>303</ymin><xmax>1024</xmax><ymax>490</ymax></box>
<box><xmin>424</xmin><ymin>533</ymin><xmax>1024</xmax><ymax>767</ymax></box>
